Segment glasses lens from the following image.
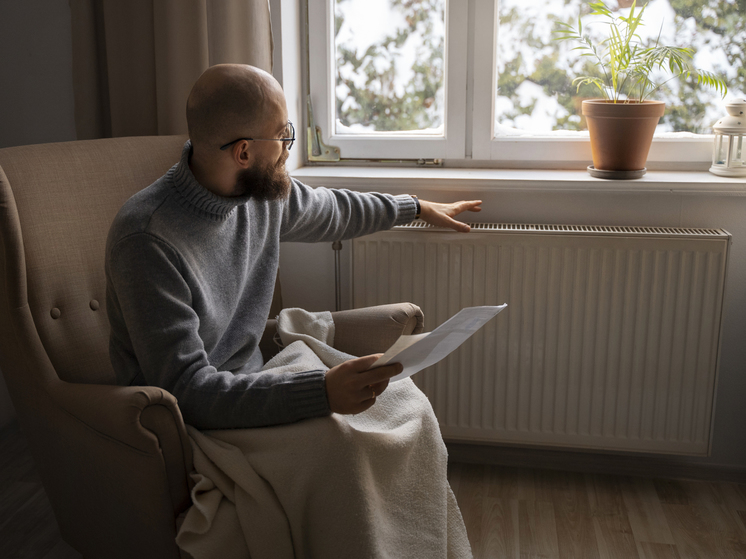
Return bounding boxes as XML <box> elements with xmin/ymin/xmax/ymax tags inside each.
<box><xmin>287</xmin><ymin>122</ymin><xmax>295</xmax><ymax>151</ymax></box>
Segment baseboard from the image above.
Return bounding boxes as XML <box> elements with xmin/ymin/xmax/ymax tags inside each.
<box><xmin>446</xmin><ymin>440</ymin><xmax>746</xmax><ymax>484</ymax></box>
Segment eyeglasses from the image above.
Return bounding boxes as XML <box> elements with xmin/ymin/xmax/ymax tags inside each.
<box><xmin>219</xmin><ymin>121</ymin><xmax>295</xmax><ymax>151</ymax></box>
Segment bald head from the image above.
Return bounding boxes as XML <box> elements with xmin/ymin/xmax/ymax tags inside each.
<box><xmin>186</xmin><ymin>64</ymin><xmax>286</xmax><ymax>151</ymax></box>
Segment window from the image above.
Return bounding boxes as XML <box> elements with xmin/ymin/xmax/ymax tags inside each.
<box><xmin>308</xmin><ymin>0</ymin><xmax>467</xmax><ymax>159</ymax></box>
<box><xmin>307</xmin><ymin>0</ymin><xmax>745</xmax><ymax>166</ymax></box>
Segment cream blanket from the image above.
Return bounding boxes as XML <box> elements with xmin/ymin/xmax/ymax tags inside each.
<box><xmin>176</xmin><ymin>308</ymin><xmax>472</xmax><ymax>559</ymax></box>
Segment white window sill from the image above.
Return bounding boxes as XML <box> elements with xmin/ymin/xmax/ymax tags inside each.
<box><xmin>291</xmin><ymin>166</ymin><xmax>746</xmax><ymax>195</ymax></box>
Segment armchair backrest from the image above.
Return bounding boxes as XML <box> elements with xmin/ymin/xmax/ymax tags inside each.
<box><xmin>0</xmin><ymin>136</ymin><xmax>187</xmax><ymax>386</ymax></box>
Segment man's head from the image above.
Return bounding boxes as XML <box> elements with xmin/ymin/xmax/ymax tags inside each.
<box><xmin>186</xmin><ymin>64</ymin><xmax>292</xmax><ymax>199</ymax></box>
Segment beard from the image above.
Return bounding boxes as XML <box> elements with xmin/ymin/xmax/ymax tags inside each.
<box><xmin>233</xmin><ymin>150</ymin><xmax>291</xmax><ymax>200</ymax></box>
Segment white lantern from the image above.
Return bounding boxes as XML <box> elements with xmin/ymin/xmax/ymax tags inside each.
<box><xmin>710</xmin><ymin>98</ymin><xmax>746</xmax><ymax>177</ymax></box>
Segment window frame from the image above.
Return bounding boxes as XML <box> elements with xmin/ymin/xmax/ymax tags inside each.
<box><xmin>470</xmin><ymin>0</ymin><xmax>715</xmax><ymax>168</ymax></box>
<box><xmin>307</xmin><ymin>0</ymin><xmax>468</xmax><ymax>160</ymax></box>
<box><xmin>307</xmin><ymin>0</ymin><xmax>719</xmax><ymax>169</ymax></box>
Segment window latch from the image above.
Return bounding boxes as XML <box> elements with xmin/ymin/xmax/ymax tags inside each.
<box><xmin>416</xmin><ymin>158</ymin><xmax>443</xmax><ymax>167</ymax></box>
<box><xmin>307</xmin><ymin>97</ymin><xmax>341</xmax><ymax>162</ymax></box>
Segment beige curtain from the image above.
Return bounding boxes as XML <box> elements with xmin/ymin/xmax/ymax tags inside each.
<box><xmin>70</xmin><ymin>0</ymin><xmax>273</xmax><ymax>139</ymax></box>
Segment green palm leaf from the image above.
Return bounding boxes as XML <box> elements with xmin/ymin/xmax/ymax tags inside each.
<box><xmin>553</xmin><ymin>0</ymin><xmax>728</xmax><ymax>102</ymax></box>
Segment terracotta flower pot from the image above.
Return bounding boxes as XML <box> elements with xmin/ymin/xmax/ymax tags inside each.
<box><xmin>582</xmin><ymin>99</ymin><xmax>666</xmax><ymax>172</ymax></box>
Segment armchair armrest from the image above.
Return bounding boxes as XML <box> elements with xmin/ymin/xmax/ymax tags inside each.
<box><xmin>14</xmin><ymin>379</ymin><xmax>189</xmax><ymax>558</ymax></box>
<box><xmin>1</xmin><ymin>306</ymin><xmax>187</xmax><ymax>557</ymax></box>
<box><xmin>260</xmin><ymin>302</ymin><xmax>424</xmax><ymax>360</ymax></box>
<box><xmin>331</xmin><ymin>302</ymin><xmax>424</xmax><ymax>356</ymax></box>
<box><xmin>50</xmin><ymin>381</ymin><xmax>193</xmax><ymax>514</ymax></box>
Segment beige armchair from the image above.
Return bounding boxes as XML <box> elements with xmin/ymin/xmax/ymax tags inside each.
<box><xmin>0</xmin><ymin>136</ymin><xmax>424</xmax><ymax>559</ymax></box>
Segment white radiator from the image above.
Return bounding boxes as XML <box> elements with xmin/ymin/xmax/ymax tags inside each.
<box><xmin>351</xmin><ymin>222</ymin><xmax>731</xmax><ymax>455</ymax></box>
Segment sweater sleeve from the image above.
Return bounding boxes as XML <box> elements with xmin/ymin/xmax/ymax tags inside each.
<box><xmin>279</xmin><ymin>178</ymin><xmax>417</xmax><ymax>242</ymax></box>
<box><xmin>106</xmin><ymin>232</ymin><xmax>331</xmax><ymax>430</ymax></box>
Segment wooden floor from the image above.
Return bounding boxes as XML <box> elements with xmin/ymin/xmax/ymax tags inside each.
<box><xmin>2</xmin><ymin>424</ymin><xmax>746</xmax><ymax>559</ymax></box>
<box><xmin>449</xmin><ymin>462</ymin><xmax>746</xmax><ymax>559</ymax></box>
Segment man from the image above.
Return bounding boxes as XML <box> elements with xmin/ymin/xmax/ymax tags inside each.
<box><xmin>106</xmin><ymin>63</ymin><xmax>482</xmax><ymax>430</ymax></box>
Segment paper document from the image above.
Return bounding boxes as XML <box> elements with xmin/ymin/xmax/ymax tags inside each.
<box><xmin>373</xmin><ymin>304</ymin><xmax>507</xmax><ymax>382</ymax></box>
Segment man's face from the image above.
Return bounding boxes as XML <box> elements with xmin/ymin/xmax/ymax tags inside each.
<box><xmin>233</xmin><ymin>146</ymin><xmax>291</xmax><ymax>200</ymax></box>
<box><xmin>232</xmin><ymin>102</ymin><xmax>293</xmax><ymax>200</ymax></box>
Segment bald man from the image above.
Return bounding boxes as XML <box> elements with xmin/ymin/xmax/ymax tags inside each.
<box><xmin>105</xmin><ymin>64</ymin><xmax>482</xmax><ymax>430</ymax></box>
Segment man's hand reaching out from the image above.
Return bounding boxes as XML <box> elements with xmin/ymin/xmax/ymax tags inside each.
<box><xmin>325</xmin><ymin>354</ymin><xmax>402</xmax><ymax>415</ymax></box>
<box><xmin>418</xmin><ymin>199</ymin><xmax>482</xmax><ymax>232</ymax></box>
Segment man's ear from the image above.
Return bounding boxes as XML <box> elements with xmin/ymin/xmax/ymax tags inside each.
<box><xmin>231</xmin><ymin>141</ymin><xmax>253</xmax><ymax>169</ymax></box>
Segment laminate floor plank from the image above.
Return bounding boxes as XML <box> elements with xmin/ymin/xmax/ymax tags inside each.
<box><xmin>487</xmin><ymin>465</ymin><xmax>537</xmax><ymax>502</ymax></box>
<box><xmin>586</xmin><ymin>474</ymin><xmax>640</xmax><ymax>559</ymax></box>
<box><xmin>480</xmin><ymin>497</ymin><xmax>519</xmax><ymax>559</ymax></box>
<box><xmin>708</xmin><ymin>482</ymin><xmax>746</xmax><ymax>512</ymax></box>
<box><xmin>637</xmin><ymin>542</ymin><xmax>682</xmax><ymax>559</ymax></box>
<box><xmin>620</xmin><ymin>476</ymin><xmax>675</xmax><ymax>545</ymax></box>
<box><xmin>682</xmin><ymin>480</ymin><xmax>746</xmax><ymax>551</ymax></box>
<box><xmin>662</xmin><ymin>502</ymin><xmax>746</xmax><ymax>559</ymax></box>
<box><xmin>453</xmin><ymin>463</ymin><xmax>488</xmax><ymax>550</ymax></box>
<box><xmin>586</xmin><ymin>474</ymin><xmax>628</xmax><ymax>514</ymax></box>
<box><xmin>517</xmin><ymin>499</ymin><xmax>560</xmax><ymax>559</ymax></box>
<box><xmin>680</xmin><ymin>479</ymin><xmax>727</xmax><ymax>507</ymax></box>
<box><xmin>541</xmin><ymin>469</ymin><xmax>600</xmax><ymax>559</ymax></box>
<box><xmin>702</xmin><ymin>502</ymin><xmax>746</xmax><ymax>555</ymax></box>
<box><xmin>592</xmin><ymin>512</ymin><xmax>641</xmax><ymax>559</ymax></box>
<box><xmin>532</xmin><ymin>468</ymin><xmax>571</xmax><ymax>503</ymax></box>
<box><xmin>654</xmin><ymin>480</ymin><xmax>690</xmax><ymax>505</ymax></box>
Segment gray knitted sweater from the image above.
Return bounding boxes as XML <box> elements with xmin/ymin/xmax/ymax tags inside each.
<box><xmin>106</xmin><ymin>141</ymin><xmax>416</xmax><ymax>429</ymax></box>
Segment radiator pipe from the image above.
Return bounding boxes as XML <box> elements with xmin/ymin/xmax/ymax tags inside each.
<box><xmin>332</xmin><ymin>241</ymin><xmax>343</xmax><ymax>311</ymax></box>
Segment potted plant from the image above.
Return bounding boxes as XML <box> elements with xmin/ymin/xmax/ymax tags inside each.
<box><xmin>554</xmin><ymin>0</ymin><xmax>728</xmax><ymax>178</ymax></box>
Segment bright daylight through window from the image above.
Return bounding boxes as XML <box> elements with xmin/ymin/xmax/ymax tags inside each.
<box><xmin>307</xmin><ymin>0</ymin><xmax>745</xmax><ymax>164</ymax></box>
<box><xmin>334</xmin><ymin>0</ymin><xmax>446</xmax><ymax>135</ymax></box>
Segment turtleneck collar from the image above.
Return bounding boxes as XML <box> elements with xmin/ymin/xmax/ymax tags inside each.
<box><xmin>170</xmin><ymin>140</ymin><xmax>253</xmax><ymax>220</ymax></box>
